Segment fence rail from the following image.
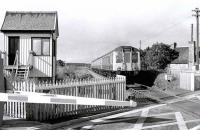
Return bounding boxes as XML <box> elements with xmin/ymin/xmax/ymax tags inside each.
<box><xmin>4</xmin><ymin>76</ymin><xmax>127</xmax><ymax>121</ymax></box>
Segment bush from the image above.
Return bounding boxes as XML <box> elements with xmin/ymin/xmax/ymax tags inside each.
<box><xmin>56</xmin><ymin>66</ymin><xmax>94</xmax><ymax>80</ymax></box>
<box><xmin>141</xmin><ymin>43</ymin><xmax>179</xmax><ymax>70</ymax></box>
<box><xmin>154</xmin><ymin>73</ymin><xmax>179</xmax><ymax>90</ymax></box>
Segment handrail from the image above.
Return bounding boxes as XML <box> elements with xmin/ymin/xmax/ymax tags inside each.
<box><xmin>12</xmin><ymin>50</ymin><xmax>19</xmax><ymax>79</ymax></box>
<box><xmin>4</xmin><ymin>50</ymin><xmax>33</xmax><ymax>80</ymax></box>
<box><xmin>13</xmin><ymin>50</ymin><xmax>19</xmax><ymax>67</ymax></box>
<box><xmin>25</xmin><ymin>50</ymin><xmax>34</xmax><ymax>79</ymax></box>
<box><xmin>27</xmin><ymin>50</ymin><xmax>34</xmax><ymax>66</ymax></box>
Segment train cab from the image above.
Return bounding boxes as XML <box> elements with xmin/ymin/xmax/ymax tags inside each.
<box><xmin>113</xmin><ymin>46</ymin><xmax>140</xmax><ymax>71</ymax></box>
<box><xmin>91</xmin><ymin>46</ymin><xmax>141</xmax><ymax>72</ymax></box>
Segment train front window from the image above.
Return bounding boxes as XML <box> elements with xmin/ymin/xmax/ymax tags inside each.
<box><xmin>132</xmin><ymin>52</ymin><xmax>138</xmax><ymax>63</ymax></box>
<box><xmin>116</xmin><ymin>52</ymin><xmax>123</xmax><ymax>63</ymax></box>
<box><xmin>124</xmin><ymin>52</ymin><xmax>130</xmax><ymax>63</ymax></box>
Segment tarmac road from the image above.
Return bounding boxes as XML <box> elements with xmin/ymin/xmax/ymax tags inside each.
<box><xmin>2</xmin><ymin>90</ymin><xmax>200</xmax><ymax>130</ymax></box>
<box><xmin>56</xmin><ymin>92</ymin><xmax>200</xmax><ymax>130</ymax></box>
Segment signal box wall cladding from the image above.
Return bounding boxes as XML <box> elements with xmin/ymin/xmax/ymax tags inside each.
<box><xmin>91</xmin><ymin>46</ymin><xmax>141</xmax><ymax>82</ymax></box>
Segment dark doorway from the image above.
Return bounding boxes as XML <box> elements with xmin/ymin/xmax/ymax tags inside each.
<box><xmin>8</xmin><ymin>37</ymin><xmax>19</xmax><ymax>65</ymax></box>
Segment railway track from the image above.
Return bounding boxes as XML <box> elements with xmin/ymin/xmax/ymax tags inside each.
<box><xmin>127</xmin><ymin>89</ymin><xmax>160</xmax><ymax>107</ymax></box>
<box><xmin>86</xmin><ymin>68</ymin><xmax>108</xmax><ymax>79</ymax></box>
<box><xmin>127</xmin><ymin>83</ymin><xmax>200</xmax><ymax>119</ymax></box>
<box><xmin>126</xmin><ymin>83</ymin><xmax>189</xmax><ymax>106</ymax></box>
<box><xmin>67</xmin><ymin>68</ymin><xmax>200</xmax><ymax>120</ymax></box>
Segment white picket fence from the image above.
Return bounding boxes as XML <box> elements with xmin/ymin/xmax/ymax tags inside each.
<box><xmin>4</xmin><ymin>76</ymin><xmax>127</xmax><ymax>121</ymax></box>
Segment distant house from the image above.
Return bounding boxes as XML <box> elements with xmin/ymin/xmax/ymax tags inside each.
<box><xmin>168</xmin><ymin>41</ymin><xmax>197</xmax><ymax>78</ymax></box>
<box><xmin>169</xmin><ymin>47</ymin><xmax>189</xmax><ymax>71</ymax></box>
<box><xmin>1</xmin><ymin>11</ymin><xmax>59</xmax><ymax>81</ymax></box>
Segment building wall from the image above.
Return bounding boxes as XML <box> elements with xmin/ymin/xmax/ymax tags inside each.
<box><xmin>168</xmin><ymin>64</ymin><xmax>189</xmax><ymax>79</ymax></box>
<box><xmin>179</xmin><ymin>71</ymin><xmax>200</xmax><ymax>91</ymax></box>
<box><xmin>4</xmin><ymin>33</ymin><xmax>53</xmax><ymax>77</ymax></box>
<box><xmin>169</xmin><ymin>64</ymin><xmax>189</xmax><ymax>70</ymax></box>
<box><xmin>0</xmin><ymin>53</ymin><xmax>4</xmax><ymax>125</ymax></box>
<box><xmin>180</xmin><ymin>71</ymin><xmax>194</xmax><ymax>91</ymax></box>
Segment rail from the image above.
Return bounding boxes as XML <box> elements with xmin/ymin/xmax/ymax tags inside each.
<box><xmin>128</xmin><ymin>83</ymin><xmax>189</xmax><ymax>105</ymax></box>
<box><xmin>134</xmin><ymin>83</ymin><xmax>178</xmax><ymax>98</ymax></box>
<box><xmin>128</xmin><ymin>88</ymin><xmax>162</xmax><ymax>103</ymax></box>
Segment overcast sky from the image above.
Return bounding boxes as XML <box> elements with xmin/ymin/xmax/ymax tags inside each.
<box><xmin>0</xmin><ymin>0</ymin><xmax>199</xmax><ymax>63</ymax></box>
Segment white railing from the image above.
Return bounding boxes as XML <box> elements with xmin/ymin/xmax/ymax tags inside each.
<box><xmin>4</xmin><ymin>76</ymin><xmax>127</xmax><ymax>121</ymax></box>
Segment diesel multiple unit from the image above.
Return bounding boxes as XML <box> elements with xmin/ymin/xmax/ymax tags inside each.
<box><xmin>91</xmin><ymin>46</ymin><xmax>141</xmax><ymax>72</ymax></box>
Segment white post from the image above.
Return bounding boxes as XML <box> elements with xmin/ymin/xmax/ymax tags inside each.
<box><xmin>191</xmin><ymin>72</ymin><xmax>195</xmax><ymax>91</ymax></box>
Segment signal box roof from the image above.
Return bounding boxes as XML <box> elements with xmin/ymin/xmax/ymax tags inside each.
<box><xmin>1</xmin><ymin>11</ymin><xmax>59</xmax><ymax>36</ymax></box>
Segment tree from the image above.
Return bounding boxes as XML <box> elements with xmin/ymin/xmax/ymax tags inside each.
<box><xmin>141</xmin><ymin>43</ymin><xmax>179</xmax><ymax>70</ymax></box>
<box><xmin>57</xmin><ymin>59</ymin><xmax>65</xmax><ymax>67</ymax></box>
<box><xmin>140</xmin><ymin>50</ymin><xmax>147</xmax><ymax>70</ymax></box>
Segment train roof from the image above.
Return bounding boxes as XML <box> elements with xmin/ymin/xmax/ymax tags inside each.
<box><xmin>92</xmin><ymin>46</ymin><xmax>139</xmax><ymax>62</ymax></box>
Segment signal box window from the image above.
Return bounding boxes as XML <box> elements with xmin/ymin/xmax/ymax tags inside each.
<box><xmin>32</xmin><ymin>38</ymin><xmax>50</xmax><ymax>56</ymax></box>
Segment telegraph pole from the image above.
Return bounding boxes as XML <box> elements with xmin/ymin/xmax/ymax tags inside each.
<box><xmin>191</xmin><ymin>24</ymin><xmax>194</xmax><ymax>42</ymax></box>
<box><xmin>139</xmin><ymin>40</ymin><xmax>142</xmax><ymax>50</ymax></box>
<box><xmin>191</xmin><ymin>24</ymin><xmax>196</xmax><ymax>63</ymax></box>
<box><xmin>193</xmin><ymin>8</ymin><xmax>200</xmax><ymax>70</ymax></box>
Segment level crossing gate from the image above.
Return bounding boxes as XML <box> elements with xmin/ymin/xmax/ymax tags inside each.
<box><xmin>0</xmin><ymin>53</ymin><xmax>136</xmax><ymax>125</ymax></box>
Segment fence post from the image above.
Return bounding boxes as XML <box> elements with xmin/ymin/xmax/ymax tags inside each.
<box><xmin>0</xmin><ymin>52</ymin><xmax>5</xmax><ymax>126</ymax></box>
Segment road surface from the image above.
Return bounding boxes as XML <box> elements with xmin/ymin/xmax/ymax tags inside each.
<box><xmin>57</xmin><ymin>91</ymin><xmax>200</xmax><ymax>130</ymax></box>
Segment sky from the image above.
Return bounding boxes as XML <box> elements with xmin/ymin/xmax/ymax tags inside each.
<box><xmin>0</xmin><ymin>0</ymin><xmax>199</xmax><ymax>63</ymax></box>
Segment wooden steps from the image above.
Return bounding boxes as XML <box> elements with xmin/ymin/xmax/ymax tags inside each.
<box><xmin>4</xmin><ymin>65</ymin><xmax>30</xmax><ymax>80</ymax></box>
<box><xmin>15</xmin><ymin>66</ymin><xmax>30</xmax><ymax>80</ymax></box>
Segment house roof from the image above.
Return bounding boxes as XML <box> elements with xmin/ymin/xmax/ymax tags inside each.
<box><xmin>1</xmin><ymin>11</ymin><xmax>59</xmax><ymax>36</ymax></box>
<box><xmin>171</xmin><ymin>47</ymin><xmax>189</xmax><ymax>64</ymax></box>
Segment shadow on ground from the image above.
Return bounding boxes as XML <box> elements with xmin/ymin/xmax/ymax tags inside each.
<box><xmin>73</xmin><ymin>116</ymin><xmax>173</xmax><ymax>129</ymax></box>
<box><xmin>2</xmin><ymin>119</ymin><xmax>42</xmax><ymax>128</ymax></box>
<box><xmin>127</xmin><ymin>70</ymin><xmax>161</xmax><ymax>86</ymax></box>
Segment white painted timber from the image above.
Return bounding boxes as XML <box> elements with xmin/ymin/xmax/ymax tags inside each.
<box><xmin>0</xmin><ymin>92</ymin><xmax>136</xmax><ymax>107</ymax></box>
<box><xmin>4</xmin><ymin>33</ymin><xmax>53</xmax><ymax>77</ymax></box>
<box><xmin>0</xmin><ymin>57</ymin><xmax>4</xmax><ymax>125</ymax></box>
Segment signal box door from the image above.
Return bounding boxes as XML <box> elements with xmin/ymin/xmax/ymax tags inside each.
<box><xmin>8</xmin><ymin>37</ymin><xmax>19</xmax><ymax>65</ymax></box>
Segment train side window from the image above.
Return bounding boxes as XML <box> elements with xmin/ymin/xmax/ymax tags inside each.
<box><xmin>116</xmin><ymin>52</ymin><xmax>123</xmax><ymax>63</ymax></box>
